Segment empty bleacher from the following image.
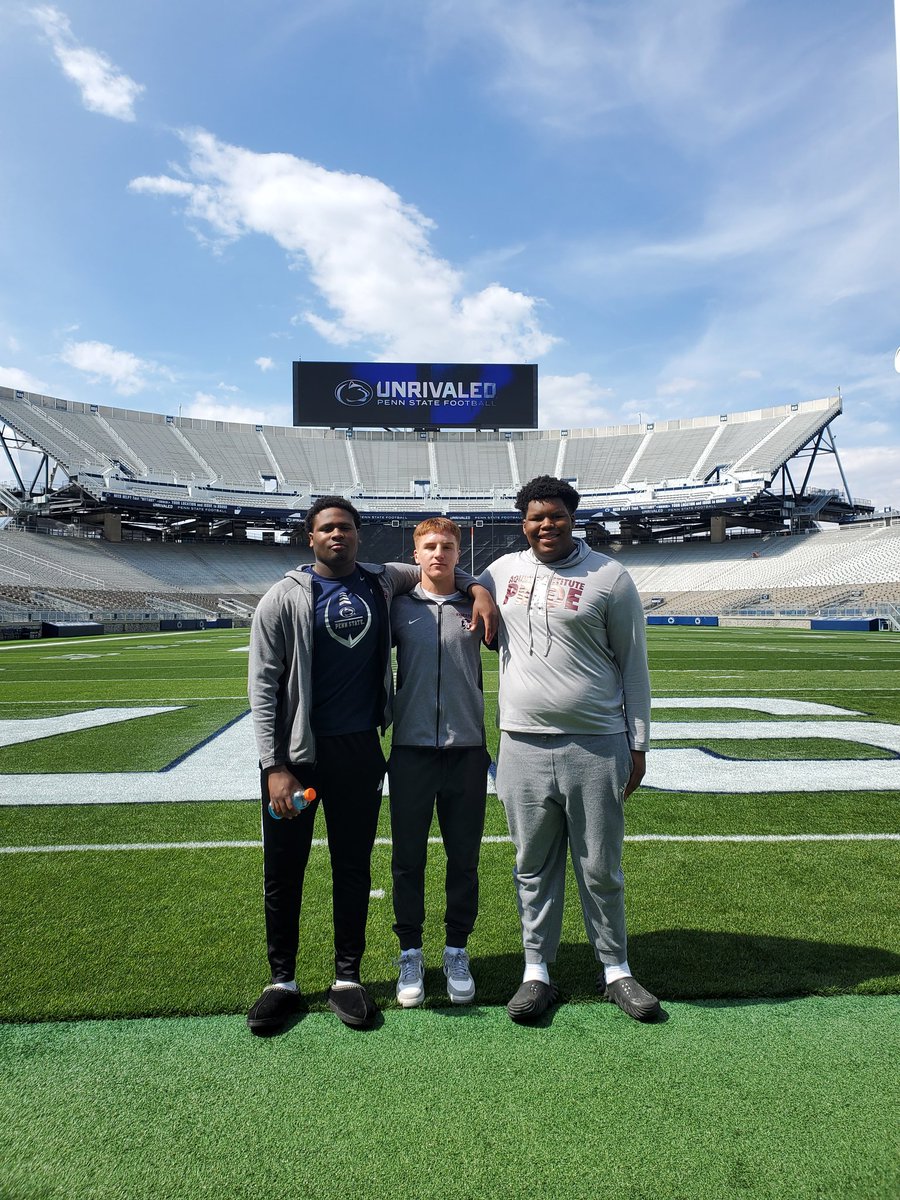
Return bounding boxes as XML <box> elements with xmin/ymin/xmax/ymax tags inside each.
<box><xmin>610</xmin><ymin>524</ymin><xmax>900</xmax><ymax>600</ymax></box>
<box><xmin>562</xmin><ymin>431</ymin><xmax>643</xmax><ymax>489</ymax></box>
<box><xmin>4</xmin><ymin>383</ymin><xmax>893</xmax><ymax>625</ymax></box>
<box><xmin>353</xmin><ymin>435</ymin><xmax>430</xmax><ymax>493</ymax></box>
<box><xmin>0</xmin><ymin>520</ymin><xmax>897</xmax><ymax>626</ymax></box>
<box><xmin>0</xmin><ymin>388</ymin><xmax>843</xmax><ymax>512</ymax></box>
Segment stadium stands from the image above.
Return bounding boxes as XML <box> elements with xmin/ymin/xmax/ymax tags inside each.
<box><xmin>0</xmin><ymin>387</ymin><xmax>845</xmax><ymax>514</ymax></box>
<box><xmin>0</xmin><ymin>521</ymin><xmax>897</xmax><ymax>627</ymax></box>
<box><xmin>2</xmin><ymin>382</ymin><xmax>894</xmax><ymax>629</ymax></box>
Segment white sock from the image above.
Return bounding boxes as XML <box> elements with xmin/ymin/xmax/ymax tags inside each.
<box><xmin>444</xmin><ymin>945</ymin><xmax>465</xmax><ymax>957</ymax></box>
<box><xmin>331</xmin><ymin>979</ymin><xmax>361</xmax><ymax>990</ymax></box>
<box><xmin>523</xmin><ymin>962</ymin><xmax>550</xmax><ymax>984</ymax></box>
<box><xmin>604</xmin><ymin>961</ymin><xmax>631</xmax><ymax>984</ymax></box>
<box><xmin>270</xmin><ymin>979</ymin><xmax>298</xmax><ymax>993</ymax></box>
<box><xmin>400</xmin><ymin>947</ymin><xmax>423</xmax><ymax>959</ymax></box>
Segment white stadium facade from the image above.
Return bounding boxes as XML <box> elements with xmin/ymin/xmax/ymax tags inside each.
<box><xmin>1</xmin><ymin>384</ymin><xmax>898</xmax><ymax>635</ymax></box>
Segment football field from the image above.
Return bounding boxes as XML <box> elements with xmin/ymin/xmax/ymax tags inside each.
<box><xmin>1</xmin><ymin>625</ymin><xmax>898</xmax><ymax>1198</ymax></box>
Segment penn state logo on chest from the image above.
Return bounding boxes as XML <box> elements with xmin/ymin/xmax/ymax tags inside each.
<box><xmin>324</xmin><ymin>587</ymin><xmax>372</xmax><ymax>647</ymax></box>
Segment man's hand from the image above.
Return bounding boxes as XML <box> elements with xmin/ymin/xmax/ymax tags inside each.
<box><xmin>266</xmin><ymin>766</ymin><xmax>303</xmax><ymax>819</ymax></box>
<box><xmin>624</xmin><ymin>750</ymin><xmax>646</xmax><ymax>800</ymax></box>
<box><xmin>467</xmin><ymin>584</ymin><xmax>498</xmax><ymax>643</ymax></box>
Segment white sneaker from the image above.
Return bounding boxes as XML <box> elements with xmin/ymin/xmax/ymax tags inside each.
<box><xmin>443</xmin><ymin>948</ymin><xmax>475</xmax><ymax>1005</ymax></box>
<box><xmin>396</xmin><ymin>949</ymin><xmax>425</xmax><ymax>1008</ymax></box>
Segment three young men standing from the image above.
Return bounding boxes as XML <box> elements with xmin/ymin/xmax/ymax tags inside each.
<box><xmin>247</xmin><ymin>477</ymin><xmax>658</xmax><ymax>1030</ymax></box>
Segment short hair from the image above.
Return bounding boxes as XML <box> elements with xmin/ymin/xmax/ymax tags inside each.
<box><xmin>514</xmin><ymin>475</ymin><xmax>581</xmax><ymax>516</ymax></box>
<box><xmin>413</xmin><ymin>516</ymin><xmax>461</xmax><ymax>546</ymax></box>
<box><xmin>305</xmin><ymin>495</ymin><xmax>361</xmax><ymax>537</ymax></box>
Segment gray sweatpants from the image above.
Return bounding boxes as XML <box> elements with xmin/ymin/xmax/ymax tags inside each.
<box><xmin>495</xmin><ymin>731</ymin><xmax>634</xmax><ymax>966</ymax></box>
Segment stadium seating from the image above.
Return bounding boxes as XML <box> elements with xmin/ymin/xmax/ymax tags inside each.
<box><xmin>1</xmin><ymin>521</ymin><xmax>897</xmax><ymax>624</ymax></box>
<box><xmin>2</xmin><ymin>383</ymin><xmax>896</xmax><ymax>627</ymax></box>
<box><xmin>0</xmin><ymin>387</ymin><xmax>843</xmax><ymax>512</ymax></box>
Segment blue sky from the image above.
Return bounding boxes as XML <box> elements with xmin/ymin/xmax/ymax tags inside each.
<box><xmin>1</xmin><ymin>0</ymin><xmax>898</xmax><ymax>508</ymax></box>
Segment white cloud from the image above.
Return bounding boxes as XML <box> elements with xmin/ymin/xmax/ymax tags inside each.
<box><xmin>60</xmin><ymin>340</ymin><xmax>158</xmax><ymax>395</ymax></box>
<box><xmin>538</xmin><ymin>373</ymin><xmax>616</xmax><ymax>429</ymax></box>
<box><xmin>32</xmin><ymin>5</ymin><xmax>144</xmax><ymax>121</ymax></box>
<box><xmin>255</xmin><ymin>356</ymin><xmax>275</xmax><ymax>371</ymax></box>
<box><xmin>217</xmin><ymin>381</ymin><xmax>240</xmax><ymax>393</ymax></box>
<box><xmin>0</xmin><ymin>366</ymin><xmax>48</xmax><ymax>394</ymax></box>
<box><xmin>129</xmin><ymin>129</ymin><xmax>558</xmax><ymax>362</ymax></box>
<box><xmin>187</xmin><ymin>393</ymin><xmax>271</xmax><ymax>425</ymax></box>
<box><xmin>423</xmin><ymin>0</ymin><xmax>768</xmax><ymax>143</ymax></box>
<box><xmin>809</xmin><ymin>445</ymin><xmax>900</xmax><ymax>514</ymax></box>
<box><xmin>657</xmin><ymin>376</ymin><xmax>700</xmax><ymax>398</ymax></box>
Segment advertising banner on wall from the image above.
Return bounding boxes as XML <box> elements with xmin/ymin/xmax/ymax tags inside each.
<box><xmin>293</xmin><ymin>362</ymin><xmax>538</xmax><ymax>429</ymax></box>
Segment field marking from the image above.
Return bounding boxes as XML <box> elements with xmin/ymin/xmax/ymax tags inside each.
<box><xmin>2</xmin><ymin>699</ymin><xmax>900</xmax><ymax>804</ymax></box>
<box><xmin>0</xmin><ymin>697</ymin><xmax>251</xmax><ymax>704</ymax></box>
<box><xmin>3</xmin><ymin>833</ymin><xmax>898</xmax><ymax>855</ymax></box>
<box><xmin>653</xmin><ymin>698</ymin><xmax>862</xmax><ymax>715</ymax></box>
<box><xmin>0</xmin><ymin>631</ymin><xmax>247</xmax><ymax>652</ymax></box>
<box><xmin>648</xmin><ymin>719</ymin><xmax>900</xmax><ymax>791</ymax></box>
<box><xmin>0</xmin><ymin>707</ymin><xmax>181</xmax><ymax>747</ymax></box>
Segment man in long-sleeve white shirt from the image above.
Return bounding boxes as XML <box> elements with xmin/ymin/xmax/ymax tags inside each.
<box><xmin>479</xmin><ymin>475</ymin><xmax>661</xmax><ymax>1024</ymax></box>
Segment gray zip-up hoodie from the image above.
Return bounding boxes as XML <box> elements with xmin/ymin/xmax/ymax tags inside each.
<box><xmin>390</xmin><ymin>586</ymin><xmax>486</xmax><ymax>748</ymax></box>
<box><xmin>479</xmin><ymin>540</ymin><xmax>650</xmax><ymax>750</ymax></box>
<box><xmin>249</xmin><ymin>561</ymin><xmax>478</xmax><ymax>769</ymax></box>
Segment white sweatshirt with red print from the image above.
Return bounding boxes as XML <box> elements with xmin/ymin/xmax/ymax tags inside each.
<box><xmin>479</xmin><ymin>539</ymin><xmax>651</xmax><ymax>751</ymax></box>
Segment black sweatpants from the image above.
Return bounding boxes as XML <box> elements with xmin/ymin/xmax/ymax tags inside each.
<box><xmin>388</xmin><ymin>745</ymin><xmax>488</xmax><ymax>951</ymax></box>
<box><xmin>261</xmin><ymin>729</ymin><xmax>386</xmax><ymax>983</ymax></box>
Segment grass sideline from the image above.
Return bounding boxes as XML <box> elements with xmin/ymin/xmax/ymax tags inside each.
<box><xmin>1</xmin><ymin>625</ymin><xmax>898</xmax><ymax>1199</ymax></box>
<box><xmin>2</xmin><ymin>998</ymin><xmax>898</xmax><ymax>1200</ymax></box>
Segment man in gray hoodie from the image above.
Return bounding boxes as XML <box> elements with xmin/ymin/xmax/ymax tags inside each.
<box><xmin>389</xmin><ymin>517</ymin><xmax>491</xmax><ymax>1009</ymax></box>
<box><xmin>246</xmin><ymin>497</ymin><xmax>495</xmax><ymax>1034</ymax></box>
<box><xmin>479</xmin><ymin>476</ymin><xmax>660</xmax><ymax>1024</ymax></box>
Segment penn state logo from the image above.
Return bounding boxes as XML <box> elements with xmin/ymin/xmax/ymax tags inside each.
<box><xmin>335</xmin><ymin>379</ymin><xmax>374</xmax><ymax>407</ymax></box>
<box><xmin>325</xmin><ymin>588</ymin><xmax>372</xmax><ymax>647</ymax></box>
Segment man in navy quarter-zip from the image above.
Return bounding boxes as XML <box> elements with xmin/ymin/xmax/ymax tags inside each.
<box><xmin>389</xmin><ymin>518</ymin><xmax>491</xmax><ymax>1008</ymax></box>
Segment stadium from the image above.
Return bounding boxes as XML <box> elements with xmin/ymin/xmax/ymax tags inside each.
<box><xmin>1</xmin><ymin>382</ymin><xmax>898</xmax><ymax>636</ymax></box>
<box><xmin>1</xmin><ymin>376</ymin><xmax>898</xmax><ymax>1198</ymax></box>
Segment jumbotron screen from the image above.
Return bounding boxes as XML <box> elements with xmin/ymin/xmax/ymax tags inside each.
<box><xmin>293</xmin><ymin>362</ymin><xmax>538</xmax><ymax>429</ymax></box>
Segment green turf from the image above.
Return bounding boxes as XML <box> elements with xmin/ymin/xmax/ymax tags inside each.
<box><xmin>0</xmin><ymin>701</ymin><xmax>247</xmax><ymax>773</ymax></box>
<box><xmin>2</xmin><ymin>624</ymin><xmax>899</xmax><ymax>1200</ymax></box>
<box><xmin>2</xmin><ymin>998</ymin><xmax>897</xmax><ymax>1200</ymax></box>
<box><xmin>1</xmin><ymin>626</ymin><xmax>898</xmax><ymax>1022</ymax></box>
<box><xmin>2</xmin><ymin>837</ymin><xmax>898</xmax><ymax>1021</ymax></box>
<box><xmin>654</xmin><ymin>737</ymin><xmax>892</xmax><ymax>759</ymax></box>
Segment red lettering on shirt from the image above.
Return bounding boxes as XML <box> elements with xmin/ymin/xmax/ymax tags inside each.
<box><xmin>550</xmin><ymin>580</ymin><xmax>584</xmax><ymax>611</ymax></box>
<box><xmin>503</xmin><ymin>576</ymin><xmax>533</xmax><ymax>606</ymax></box>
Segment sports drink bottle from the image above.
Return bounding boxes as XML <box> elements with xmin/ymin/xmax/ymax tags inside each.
<box><xmin>268</xmin><ymin>787</ymin><xmax>316</xmax><ymax>820</ymax></box>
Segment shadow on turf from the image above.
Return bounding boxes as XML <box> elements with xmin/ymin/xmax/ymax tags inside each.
<box><xmin>244</xmin><ymin>932</ymin><xmax>899</xmax><ymax>1032</ymax></box>
<box><xmin>356</xmin><ymin>932</ymin><xmax>900</xmax><ymax>1012</ymax></box>
<box><xmin>628</xmin><ymin>929</ymin><xmax>900</xmax><ymax>1002</ymax></box>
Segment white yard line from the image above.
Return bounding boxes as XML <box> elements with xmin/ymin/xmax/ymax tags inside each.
<box><xmin>2</xmin><ymin>833</ymin><xmax>898</xmax><ymax>854</ymax></box>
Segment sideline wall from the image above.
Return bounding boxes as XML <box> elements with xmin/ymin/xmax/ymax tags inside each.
<box><xmin>649</xmin><ymin>615</ymin><xmax>882</xmax><ymax>631</ymax></box>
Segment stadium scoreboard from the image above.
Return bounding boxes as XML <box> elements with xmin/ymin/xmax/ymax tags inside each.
<box><xmin>293</xmin><ymin>361</ymin><xmax>538</xmax><ymax>430</ymax></box>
